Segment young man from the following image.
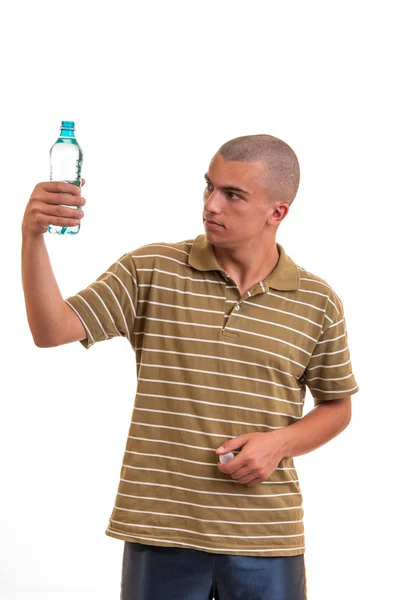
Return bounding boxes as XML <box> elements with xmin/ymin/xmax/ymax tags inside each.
<box><xmin>22</xmin><ymin>134</ymin><xmax>359</xmax><ymax>599</ymax></box>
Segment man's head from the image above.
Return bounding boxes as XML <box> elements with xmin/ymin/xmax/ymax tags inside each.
<box><xmin>203</xmin><ymin>134</ymin><xmax>300</xmax><ymax>249</ymax></box>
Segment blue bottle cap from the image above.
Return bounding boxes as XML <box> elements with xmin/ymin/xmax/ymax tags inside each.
<box><xmin>61</xmin><ymin>121</ymin><xmax>75</xmax><ymax>129</ymax></box>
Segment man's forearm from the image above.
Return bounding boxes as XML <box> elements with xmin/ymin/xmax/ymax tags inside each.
<box><xmin>21</xmin><ymin>234</ymin><xmax>66</xmax><ymax>346</ymax></box>
<box><xmin>275</xmin><ymin>397</ymin><xmax>352</xmax><ymax>459</ymax></box>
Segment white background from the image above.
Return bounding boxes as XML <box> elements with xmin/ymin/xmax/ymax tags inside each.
<box><xmin>1</xmin><ymin>1</ymin><xmax>396</xmax><ymax>598</ymax></box>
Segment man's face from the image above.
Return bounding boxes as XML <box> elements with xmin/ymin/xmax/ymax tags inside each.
<box><xmin>202</xmin><ymin>153</ymin><xmax>282</xmax><ymax>248</ymax></box>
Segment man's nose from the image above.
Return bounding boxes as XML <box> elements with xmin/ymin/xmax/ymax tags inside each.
<box><xmin>204</xmin><ymin>189</ymin><xmax>223</xmax><ymax>213</ymax></box>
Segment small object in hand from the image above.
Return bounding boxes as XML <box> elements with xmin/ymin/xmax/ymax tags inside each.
<box><xmin>219</xmin><ymin>452</ymin><xmax>235</xmax><ymax>464</ymax></box>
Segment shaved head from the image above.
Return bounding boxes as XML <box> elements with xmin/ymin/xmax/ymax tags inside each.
<box><xmin>216</xmin><ymin>134</ymin><xmax>300</xmax><ymax>206</ymax></box>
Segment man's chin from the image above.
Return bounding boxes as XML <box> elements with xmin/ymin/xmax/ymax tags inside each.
<box><xmin>204</xmin><ymin>227</ymin><xmax>223</xmax><ymax>238</ymax></box>
<box><xmin>203</xmin><ymin>228</ymin><xmax>230</xmax><ymax>246</ymax></box>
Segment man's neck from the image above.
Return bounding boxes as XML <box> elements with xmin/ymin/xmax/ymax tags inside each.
<box><xmin>212</xmin><ymin>239</ymin><xmax>280</xmax><ymax>296</ymax></box>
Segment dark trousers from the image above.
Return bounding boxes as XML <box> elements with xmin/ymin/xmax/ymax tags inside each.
<box><xmin>121</xmin><ymin>542</ymin><xmax>307</xmax><ymax>600</ymax></box>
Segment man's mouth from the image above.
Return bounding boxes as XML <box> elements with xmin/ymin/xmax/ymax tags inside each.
<box><xmin>205</xmin><ymin>219</ymin><xmax>224</xmax><ymax>228</ymax></box>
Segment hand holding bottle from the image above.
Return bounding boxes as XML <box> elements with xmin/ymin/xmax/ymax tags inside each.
<box><xmin>22</xmin><ymin>180</ymin><xmax>86</xmax><ymax>237</ymax></box>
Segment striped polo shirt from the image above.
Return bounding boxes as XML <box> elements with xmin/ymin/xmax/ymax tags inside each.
<box><xmin>65</xmin><ymin>234</ymin><xmax>359</xmax><ymax>557</ymax></box>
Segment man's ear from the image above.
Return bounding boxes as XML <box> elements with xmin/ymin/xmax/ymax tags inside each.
<box><xmin>267</xmin><ymin>204</ymin><xmax>289</xmax><ymax>226</ymax></box>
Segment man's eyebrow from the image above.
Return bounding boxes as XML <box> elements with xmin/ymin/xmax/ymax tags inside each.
<box><xmin>204</xmin><ymin>173</ymin><xmax>250</xmax><ymax>195</ymax></box>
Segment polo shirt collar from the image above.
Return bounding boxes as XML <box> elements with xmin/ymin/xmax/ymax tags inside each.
<box><xmin>189</xmin><ymin>234</ymin><xmax>299</xmax><ymax>291</ymax></box>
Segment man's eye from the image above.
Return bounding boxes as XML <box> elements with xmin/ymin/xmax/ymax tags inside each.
<box><xmin>226</xmin><ymin>191</ymin><xmax>240</xmax><ymax>200</ymax></box>
<box><xmin>205</xmin><ymin>182</ymin><xmax>213</xmax><ymax>191</ymax></box>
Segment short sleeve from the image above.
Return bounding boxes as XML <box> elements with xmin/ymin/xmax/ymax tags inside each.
<box><xmin>302</xmin><ymin>294</ymin><xmax>359</xmax><ymax>404</ymax></box>
<box><xmin>64</xmin><ymin>252</ymin><xmax>138</xmax><ymax>349</ymax></box>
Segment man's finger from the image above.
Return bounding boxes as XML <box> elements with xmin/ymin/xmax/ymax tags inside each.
<box><xmin>42</xmin><ymin>181</ymin><xmax>82</xmax><ymax>195</ymax></box>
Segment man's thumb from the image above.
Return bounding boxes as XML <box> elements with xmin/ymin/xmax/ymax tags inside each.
<box><xmin>216</xmin><ymin>435</ymin><xmax>246</xmax><ymax>455</ymax></box>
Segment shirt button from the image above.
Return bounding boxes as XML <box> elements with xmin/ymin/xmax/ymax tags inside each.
<box><xmin>235</xmin><ymin>304</ymin><xmax>240</xmax><ymax>311</ymax></box>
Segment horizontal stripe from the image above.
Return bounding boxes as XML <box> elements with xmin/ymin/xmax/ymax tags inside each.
<box><xmin>136</xmin><ymin>391</ymin><xmax>301</xmax><ymax>416</ymax></box>
<box><xmin>114</xmin><ymin>506</ymin><xmax>303</xmax><ymax>525</ymax></box>
<box><xmin>117</xmin><ymin>492</ymin><xmax>303</xmax><ymax>510</ymax></box>
<box><xmin>127</xmin><ymin>437</ymin><xmax>299</xmax><ymax>470</ymax></box>
<box><xmin>235</xmin><ymin>312</ymin><xmax>319</xmax><ymax>342</ymax></box>
<box><xmin>311</xmin><ymin>346</ymin><xmax>349</xmax><ymax>358</ymax></box>
<box><xmin>316</xmin><ymin>332</ymin><xmax>346</xmax><ymax>345</ymax></box>
<box><xmin>306</xmin><ymin>373</ymin><xmax>354</xmax><ymax>382</ymax></box>
<box><xmin>140</xmin><ymin>362</ymin><xmax>302</xmax><ymax>392</ymax></box>
<box><xmin>134</xmin><ymin>332</ymin><xmax>307</xmax><ymax>370</ymax></box>
<box><xmin>245</xmin><ymin>299</ymin><xmax>323</xmax><ymax>327</ymax></box>
<box><xmin>120</xmin><ymin>479</ymin><xmax>301</xmax><ymax>498</ymax></box>
<box><xmin>139</xmin><ymin>283</ymin><xmax>224</xmax><ymax>299</ymax></box>
<box><xmin>128</xmin><ymin>435</ymin><xmax>219</xmax><ymax>453</ymax></box>
<box><xmin>110</xmin><ymin>519</ymin><xmax>301</xmax><ymax>539</ymax></box>
<box><xmin>131</xmin><ymin>420</ymin><xmax>280</xmax><ymax>437</ymax></box>
<box><xmin>298</xmin><ymin>287</ymin><xmax>329</xmax><ymax>300</ymax></box>
<box><xmin>329</xmin><ymin>318</ymin><xmax>345</xmax><ymax>329</ymax></box>
<box><xmin>137</xmin><ymin>380</ymin><xmax>301</xmax><ymax>411</ymax></box>
<box><xmin>125</xmin><ymin>449</ymin><xmax>216</xmax><ymax>466</ymax></box>
<box><xmin>137</xmin><ymin>347</ymin><xmax>300</xmax><ymax>381</ymax></box>
<box><xmin>137</xmin><ymin>300</ymin><xmax>225</xmax><ymax>314</ymax></box>
<box><xmin>136</xmin><ymin>267</ymin><xmax>221</xmax><ymax>285</ymax></box>
<box><xmin>133</xmin><ymin>253</ymin><xmax>189</xmax><ymax>268</ymax></box>
<box><xmin>137</xmin><ymin>316</ymin><xmax>221</xmax><ymax>329</ymax></box>
<box><xmin>307</xmin><ymin>359</ymin><xmax>351</xmax><ymax>371</ymax></box>
<box><xmin>106</xmin><ymin>529</ymin><xmax>306</xmax><ymax>554</ymax></box>
<box><xmin>122</xmin><ymin>464</ymin><xmax>299</xmax><ymax>485</ymax></box>
<box><xmin>134</xmin><ymin>406</ymin><xmax>299</xmax><ymax>428</ymax></box>
<box><xmin>136</xmin><ymin>244</ymin><xmax>190</xmax><ymax>256</ymax></box>
<box><xmin>125</xmin><ymin>451</ymin><xmax>299</xmax><ymax>484</ymax></box>
<box><xmin>268</xmin><ymin>291</ymin><xmax>327</xmax><ymax>313</ymax></box>
<box><xmin>226</xmin><ymin>327</ymin><xmax>312</xmax><ymax>355</ymax></box>
<box><xmin>310</xmin><ymin>384</ymin><xmax>359</xmax><ymax>395</ymax></box>
<box><xmin>301</xmin><ymin>277</ymin><xmax>337</xmax><ymax>297</ymax></box>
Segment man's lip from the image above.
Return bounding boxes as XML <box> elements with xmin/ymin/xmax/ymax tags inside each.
<box><xmin>205</xmin><ymin>219</ymin><xmax>224</xmax><ymax>227</ymax></box>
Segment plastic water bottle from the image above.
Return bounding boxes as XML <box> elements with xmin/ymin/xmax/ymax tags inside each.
<box><xmin>48</xmin><ymin>120</ymin><xmax>84</xmax><ymax>235</ymax></box>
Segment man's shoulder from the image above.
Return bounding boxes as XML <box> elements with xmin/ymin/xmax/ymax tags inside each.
<box><xmin>127</xmin><ymin>239</ymin><xmax>195</xmax><ymax>262</ymax></box>
<box><xmin>296</xmin><ymin>263</ymin><xmax>345</xmax><ymax>316</ymax></box>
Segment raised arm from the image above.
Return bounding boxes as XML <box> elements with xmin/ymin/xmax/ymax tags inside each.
<box><xmin>21</xmin><ymin>181</ymin><xmax>87</xmax><ymax>347</ymax></box>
